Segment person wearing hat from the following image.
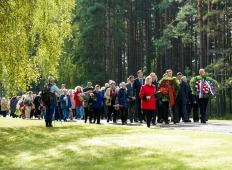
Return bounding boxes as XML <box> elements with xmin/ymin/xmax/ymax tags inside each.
<box><xmin>104</xmin><ymin>81</ymin><xmax>119</xmax><ymax>123</ymax></box>
<box><xmin>83</xmin><ymin>87</ymin><xmax>94</xmax><ymax>123</ymax></box>
<box><xmin>42</xmin><ymin>76</ymin><xmax>60</xmax><ymax>127</ymax></box>
<box><xmin>118</xmin><ymin>82</ymin><xmax>132</xmax><ymax>125</ymax></box>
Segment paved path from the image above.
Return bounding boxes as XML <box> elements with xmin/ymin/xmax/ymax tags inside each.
<box><xmin>71</xmin><ymin>119</ymin><xmax>232</xmax><ymax>134</ymax></box>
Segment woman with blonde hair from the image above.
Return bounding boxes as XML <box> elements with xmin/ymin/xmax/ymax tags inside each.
<box><xmin>139</xmin><ymin>76</ymin><xmax>157</xmax><ymax>128</ymax></box>
<box><xmin>74</xmin><ymin>86</ymin><xmax>84</xmax><ymax>119</ymax></box>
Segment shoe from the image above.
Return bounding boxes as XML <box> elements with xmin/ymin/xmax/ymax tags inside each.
<box><xmin>187</xmin><ymin>120</ymin><xmax>192</xmax><ymax>122</ymax></box>
<box><xmin>134</xmin><ymin>120</ymin><xmax>138</xmax><ymax>123</ymax></box>
<box><xmin>152</xmin><ymin>123</ymin><xmax>156</xmax><ymax>126</ymax></box>
<box><xmin>194</xmin><ymin>120</ymin><xmax>199</xmax><ymax>122</ymax></box>
<box><xmin>165</xmin><ymin>122</ymin><xmax>169</xmax><ymax>124</ymax></box>
<box><xmin>140</xmin><ymin>121</ymin><xmax>143</xmax><ymax>123</ymax></box>
<box><xmin>122</xmin><ymin>122</ymin><xmax>125</xmax><ymax>125</ymax></box>
<box><xmin>201</xmin><ymin>120</ymin><xmax>206</xmax><ymax>124</ymax></box>
<box><xmin>113</xmin><ymin>121</ymin><xmax>117</xmax><ymax>124</ymax></box>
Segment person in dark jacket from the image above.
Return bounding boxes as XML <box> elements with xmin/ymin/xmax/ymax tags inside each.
<box><xmin>174</xmin><ymin>72</ymin><xmax>191</xmax><ymax>123</ymax></box>
<box><xmin>118</xmin><ymin>82</ymin><xmax>132</xmax><ymax>125</ymax></box>
<box><xmin>133</xmin><ymin>70</ymin><xmax>145</xmax><ymax>123</ymax></box>
<box><xmin>126</xmin><ymin>75</ymin><xmax>136</xmax><ymax>123</ymax></box>
<box><xmin>83</xmin><ymin>88</ymin><xmax>93</xmax><ymax>123</ymax></box>
<box><xmin>10</xmin><ymin>95</ymin><xmax>19</xmax><ymax>118</ymax></box>
<box><xmin>92</xmin><ymin>85</ymin><xmax>104</xmax><ymax>124</ymax></box>
<box><xmin>33</xmin><ymin>93</ymin><xmax>42</xmax><ymax>119</ymax></box>
<box><xmin>139</xmin><ymin>76</ymin><xmax>157</xmax><ymax>128</ymax></box>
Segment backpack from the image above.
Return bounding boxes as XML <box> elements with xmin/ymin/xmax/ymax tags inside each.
<box><xmin>40</xmin><ymin>84</ymin><xmax>53</xmax><ymax>106</ymax></box>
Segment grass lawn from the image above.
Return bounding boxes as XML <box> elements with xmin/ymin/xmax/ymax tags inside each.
<box><xmin>0</xmin><ymin>118</ymin><xmax>232</xmax><ymax>170</ymax></box>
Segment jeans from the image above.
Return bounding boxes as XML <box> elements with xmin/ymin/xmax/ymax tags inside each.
<box><xmin>62</xmin><ymin>108</ymin><xmax>69</xmax><ymax>120</ymax></box>
<box><xmin>45</xmin><ymin>101</ymin><xmax>56</xmax><ymax>122</ymax></box>
<box><xmin>76</xmin><ymin>106</ymin><xmax>84</xmax><ymax>119</ymax></box>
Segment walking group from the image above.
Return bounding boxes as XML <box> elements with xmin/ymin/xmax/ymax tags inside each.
<box><xmin>0</xmin><ymin>68</ymin><xmax>219</xmax><ymax>128</ymax></box>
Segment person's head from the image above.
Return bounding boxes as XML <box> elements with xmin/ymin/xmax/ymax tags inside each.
<box><xmin>150</xmin><ymin>72</ymin><xmax>157</xmax><ymax>82</ymax></box>
<box><xmin>68</xmin><ymin>90</ymin><xmax>74</xmax><ymax>96</ymax></box>
<box><xmin>95</xmin><ymin>85</ymin><xmax>100</xmax><ymax>92</ymax></box>
<box><xmin>163</xmin><ymin>73</ymin><xmax>168</xmax><ymax>77</ymax></box>
<box><xmin>199</xmin><ymin>69</ymin><xmax>205</xmax><ymax>76</ymax></box>
<box><xmin>166</xmin><ymin>69</ymin><xmax>173</xmax><ymax>78</ymax></box>
<box><xmin>120</xmin><ymin>82</ymin><xmax>127</xmax><ymax>89</ymax></box>
<box><xmin>137</xmin><ymin>70</ymin><xmax>143</xmax><ymax>78</ymax></box>
<box><xmin>48</xmin><ymin>76</ymin><xmax>55</xmax><ymax>84</ymax></box>
<box><xmin>88</xmin><ymin>88</ymin><xmax>93</xmax><ymax>94</ymax></box>
<box><xmin>87</xmin><ymin>82</ymin><xmax>92</xmax><ymax>87</ymax></box>
<box><xmin>110</xmin><ymin>81</ymin><xmax>116</xmax><ymax>89</ymax></box>
<box><xmin>181</xmin><ymin>76</ymin><xmax>187</xmax><ymax>82</ymax></box>
<box><xmin>145</xmin><ymin>76</ymin><xmax>152</xmax><ymax>86</ymax></box>
<box><xmin>105</xmin><ymin>83</ymin><xmax>109</xmax><ymax>88</ymax></box>
<box><xmin>177</xmin><ymin>72</ymin><xmax>182</xmax><ymax>80</ymax></box>
<box><xmin>108</xmin><ymin>80</ymin><xmax>113</xmax><ymax>84</ymax></box>
<box><xmin>62</xmin><ymin>89</ymin><xmax>68</xmax><ymax>95</ymax></box>
<box><xmin>61</xmin><ymin>84</ymin><xmax>66</xmax><ymax>89</ymax></box>
<box><xmin>75</xmin><ymin>86</ymin><xmax>82</xmax><ymax>92</ymax></box>
<box><xmin>129</xmin><ymin>75</ymin><xmax>134</xmax><ymax>83</ymax></box>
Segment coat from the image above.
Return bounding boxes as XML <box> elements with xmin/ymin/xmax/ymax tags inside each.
<box><xmin>92</xmin><ymin>91</ymin><xmax>103</xmax><ymax>108</ymax></box>
<box><xmin>1</xmin><ymin>100</ymin><xmax>9</xmax><ymax>111</ymax></box>
<box><xmin>133</xmin><ymin>78</ymin><xmax>145</xmax><ymax>97</ymax></box>
<box><xmin>104</xmin><ymin>87</ymin><xmax>119</xmax><ymax>106</ymax></box>
<box><xmin>139</xmin><ymin>84</ymin><xmax>157</xmax><ymax>110</ymax></box>
<box><xmin>175</xmin><ymin>81</ymin><xmax>188</xmax><ymax>105</ymax></box>
<box><xmin>60</xmin><ymin>94</ymin><xmax>72</xmax><ymax>109</ymax></box>
<box><xmin>118</xmin><ymin>88</ymin><xmax>131</xmax><ymax>109</ymax></box>
<box><xmin>74</xmin><ymin>91</ymin><xmax>83</xmax><ymax>106</ymax></box>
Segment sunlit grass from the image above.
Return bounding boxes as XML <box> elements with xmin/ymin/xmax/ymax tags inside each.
<box><xmin>0</xmin><ymin>118</ymin><xmax>232</xmax><ymax>170</ymax></box>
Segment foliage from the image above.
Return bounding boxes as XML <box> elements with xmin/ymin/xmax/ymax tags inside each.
<box><xmin>0</xmin><ymin>0</ymin><xmax>75</xmax><ymax>96</ymax></box>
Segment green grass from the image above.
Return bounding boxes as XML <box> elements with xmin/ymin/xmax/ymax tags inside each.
<box><xmin>0</xmin><ymin>118</ymin><xmax>232</xmax><ymax>170</ymax></box>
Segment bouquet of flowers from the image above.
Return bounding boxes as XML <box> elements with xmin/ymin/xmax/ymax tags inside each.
<box><xmin>90</xmin><ymin>93</ymin><xmax>97</xmax><ymax>101</ymax></box>
<box><xmin>158</xmin><ymin>77</ymin><xmax>180</xmax><ymax>107</ymax></box>
<box><xmin>190</xmin><ymin>76</ymin><xmax>219</xmax><ymax>99</ymax></box>
<box><xmin>78</xmin><ymin>93</ymin><xmax>86</xmax><ymax>101</ymax></box>
<box><xmin>110</xmin><ymin>91</ymin><xmax>118</xmax><ymax>100</ymax></box>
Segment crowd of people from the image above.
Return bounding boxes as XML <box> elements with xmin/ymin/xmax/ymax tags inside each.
<box><xmin>0</xmin><ymin>68</ymin><xmax>217</xmax><ymax>128</ymax></box>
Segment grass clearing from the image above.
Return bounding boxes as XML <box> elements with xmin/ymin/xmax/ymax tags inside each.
<box><xmin>0</xmin><ymin>118</ymin><xmax>232</xmax><ymax>170</ymax></box>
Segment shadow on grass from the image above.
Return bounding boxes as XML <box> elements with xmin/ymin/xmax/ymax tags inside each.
<box><xmin>0</xmin><ymin>125</ymin><xmax>193</xmax><ymax>170</ymax></box>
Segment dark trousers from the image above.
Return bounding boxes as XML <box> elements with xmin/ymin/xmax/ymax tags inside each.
<box><xmin>84</xmin><ymin>107</ymin><xmax>93</xmax><ymax>123</ymax></box>
<box><xmin>175</xmin><ymin>100</ymin><xmax>188</xmax><ymax>121</ymax></box>
<box><xmin>163</xmin><ymin>101</ymin><xmax>169</xmax><ymax>122</ymax></box>
<box><xmin>192</xmin><ymin>104</ymin><xmax>199</xmax><ymax>121</ymax></box>
<box><xmin>152</xmin><ymin>109</ymin><xmax>157</xmax><ymax>124</ymax></box>
<box><xmin>107</xmin><ymin>106</ymin><xmax>117</xmax><ymax>122</ymax></box>
<box><xmin>128</xmin><ymin>101</ymin><xmax>135</xmax><ymax>123</ymax></box>
<box><xmin>1</xmin><ymin>111</ymin><xmax>7</xmax><ymax>117</ymax></box>
<box><xmin>135</xmin><ymin>98</ymin><xmax>143</xmax><ymax>122</ymax></box>
<box><xmin>120</xmin><ymin>108</ymin><xmax>128</xmax><ymax>124</ymax></box>
<box><xmin>143</xmin><ymin>109</ymin><xmax>156</xmax><ymax>128</ymax></box>
<box><xmin>199</xmin><ymin>98</ymin><xmax>208</xmax><ymax>121</ymax></box>
<box><xmin>93</xmin><ymin>108</ymin><xmax>101</xmax><ymax>124</ymax></box>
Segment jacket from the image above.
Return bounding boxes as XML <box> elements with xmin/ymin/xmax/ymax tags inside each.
<box><xmin>118</xmin><ymin>88</ymin><xmax>131</xmax><ymax>109</ymax></box>
<box><xmin>92</xmin><ymin>91</ymin><xmax>103</xmax><ymax>108</ymax></box>
<box><xmin>60</xmin><ymin>94</ymin><xmax>72</xmax><ymax>109</ymax></box>
<box><xmin>74</xmin><ymin>91</ymin><xmax>83</xmax><ymax>106</ymax></box>
<box><xmin>133</xmin><ymin>78</ymin><xmax>145</xmax><ymax>97</ymax></box>
<box><xmin>139</xmin><ymin>84</ymin><xmax>157</xmax><ymax>110</ymax></box>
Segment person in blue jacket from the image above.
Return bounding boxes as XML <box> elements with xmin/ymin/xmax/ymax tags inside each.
<box><xmin>91</xmin><ymin>85</ymin><xmax>104</xmax><ymax>124</ymax></box>
<box><xmin>118</xmin><ymin>82</ymin><xmax>132</xmax><ymax>125</ymax></box>
<box><xmin>60</xmin><ymin>89</ymin><xmax>72</xmax><ymax>121</ymax></box>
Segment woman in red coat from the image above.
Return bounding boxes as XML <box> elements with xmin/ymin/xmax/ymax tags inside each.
<box><xmin>139</xmin><ymin>76</ymin><xmax>157</xmax><ymax>128</ymax></box>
